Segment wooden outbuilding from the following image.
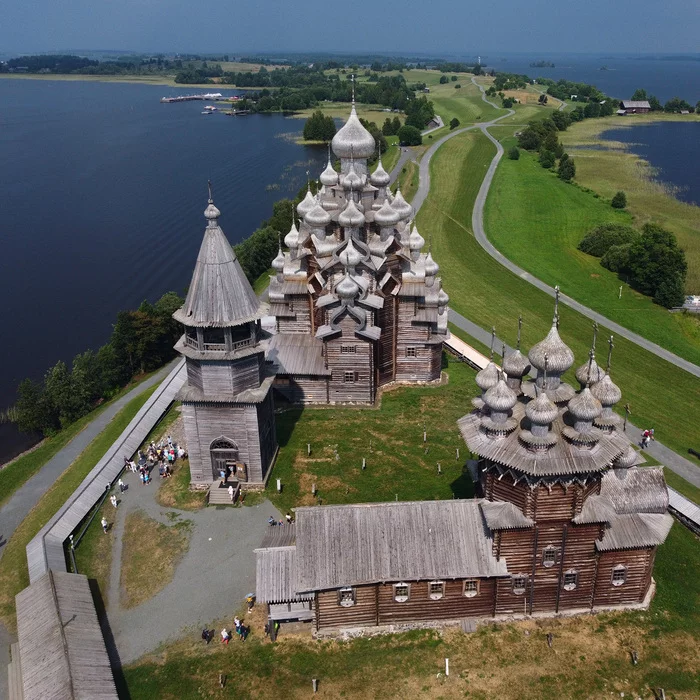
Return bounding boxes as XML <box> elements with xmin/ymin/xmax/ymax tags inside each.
<box><xmin>620</xmin><ymin>100</ymin><xmax>651</xmax><ymax>114</ymax></box>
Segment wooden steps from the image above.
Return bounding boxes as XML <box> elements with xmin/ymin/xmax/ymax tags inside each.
<box><xmin>8</xmin><ymin>642</ymin><xmax>24</xmax><ymax>700</ymax></box>
<box><xmin>208</xmin><ymin>481</ymin><xmax>240</xmax><ymax>505</ymax></box>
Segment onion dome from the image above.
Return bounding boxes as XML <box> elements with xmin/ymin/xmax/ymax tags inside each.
<box><xmin>425</xmin><ymin>252</ymin><xmax>439</xmax><ymax>277</ymax></box>
<box><xmin>613</xmin><ymin>444</ymin><xmax>639</xmax><ymax>468</ymax></box>
<box><xmin>331</xmin><ymin>105</ymin><xmax>376</xmax><ymax>159</ymax></box>
<box><xmin>476</xmin><ymin>362</ymin><xmax>499</xmax><ymax>392</ymax></box>
<box><xmin>370</xmin><ymin>159</ymin><xmax>391</xmax><ymax>187</ymax></box>
<box><xmin>409</xmin><ymin>223</ymin><xmax>425</xmax><ymax>252</ymax></box>
<box><xmin>374</xmin><ymin>198</ymin><xmax>401</xmax><ymax>227</ymax></box>
<box><xmin>484</xmin><ymin>378</ymin><xmax>517</xmax><ymax>413</ymax></box>
<box><xmin>391</xmin><ymin>188</ymin><xmax>413</xmax><ymax>220</ymax></box>
<box><xmin>590</xmin><ymin>373</ymin><xmax>621</xmax><ymax>407</ymax></box>
<box><xmin>336</xmin><ymin>273</ymin><xmax>360</xmax><ymax>300</ymax></box>
<box><xmin>204</xmin><ymin>200</ymin><xmax>221</xmax><ymax>221</ymax></box>
<box><xmin>528</xmin><ymin>322</ymin><xmax>574</xmax><ymax>375</ymax></box>
<box><xmin>503</xmin><ymin>349</ymin><xmax>530</xmax><ymax>379</ymax></box>
<box><xmin>320</xmin><ymin>158</ymin><xmax>339</xmax><ymax>187</ymax></box>
<box><xmin>339</xmin><ymin>238</ymin><xmax>363</xmax><ymax>268</ymax></box>
<box><xmin>568</xmin><ymin>386</ymin><xmax>602</xmax><ymax>423</ymax></box>
<box><xmin>284</xmin><ymin>220</ymin><xmax>300</xmax><ymax>249</ymax></box>
<box><xmin>341</xmin><ymin>162</ymin><xmax>363</xmax><ymax>190</ymax></box>
<box><xmin>272</xmin><ymin>246</ymin><xmax>285</xmax><ymax>273</ymax></box>
<box><xmin>339</xmin><ymin>198</ymin><xmax>365</xmax><ymax>228</ymax></box>
<box><xmin>437</xmin><ymin>288</ymin><xmax>449</xmax><ymax>307</ymax></box>
<box><xmin>575</xmin><ymin>355</ymin><xmax>604</xmax><ymax>387</ymax></box>
<box><xmin>305</xmin><ymin>200</ymin><xmax>332</xmax><ymax>228</ymax></box>
<box><xmin>526</xmin><ymin>390</ymin><xmax>559</xmax><ymax>427</ymax></box>
<box><xmin>297</xmin><ymin>189</ymin><xmax>316</xmax><ymax>218</ymax></box>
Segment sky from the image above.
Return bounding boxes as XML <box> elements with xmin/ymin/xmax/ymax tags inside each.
<box><xmin>1</xmin><ymin>0</ymin><xmax>699</xmax><ymax>56</ymax></box>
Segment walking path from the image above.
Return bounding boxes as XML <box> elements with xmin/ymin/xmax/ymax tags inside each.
<box><xmin>103</xmin><ymin>462</ymin><xmax>281</xmax><ymax>664</ymax></box>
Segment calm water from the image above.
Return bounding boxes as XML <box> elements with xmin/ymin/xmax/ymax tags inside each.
<box><xmin>601</xmin><ymin>122</ymin><xmax>700</xmax><ymax>206</ymax></box>
<box><xmin>0</xmin><ymin>79</ymin><xmax>327</xmax><ymax>463</ymax></box>
<box><xmin>480</xmin><ymin>53</ymin><xmax>699</xmax><ymax>103</ymax></box>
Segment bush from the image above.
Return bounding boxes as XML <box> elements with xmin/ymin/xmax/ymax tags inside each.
<box><xmin>579</xmin><ymin>223</ymin><xmax>639</xmax><ymax>257</ymax></box>
<box><xmin>502</xmin><ymin>97</ymin><xmax>514</xmax><ymax>108</ymax></box>
<box><xmin>508</xmin><ymin>146</ymin><xmax>520</xmax><ymax>160</ymax></box>
<box><xmin>601</xmin><ymin>243</ymin><xmax>632</xmax><ymax>273</ymax></box>
<box><xmin>539</xmin><ymin>150</ymin><xmax>555</xmax><ymax>169</ymax></box>
<box><xmin>654</xmin><ymin>276</ymin><xmax>685</xmax><ymax>309</ymax></box>
<box><xmin>449</xmin><ymin>117</ymin><xmax>460</xmax><ymax>130</ymax></box>
<box><xmin>558</xmin><ymin>157</ymin><xmax>576</xmax><ymax>181</ymax></box>
<box><xmin>451</xmin><ymin>75</ymin><xmax>457</xmax><ymax>81</ymax></box>
<box><xmin>611</xmin><ymin>191</ymin><xmax>627</xmax><ymax>209</ymax></box>
<box><xmin>397</xmin><ymin>124</ymin><xmax>422</xmax><ymax>146</ymax></box>
<box><xmin>439</xmin><ymin>75</ymin><xmax>448</xmax><ymax>84</ymax></box>
<box><xmin>454</xmin><ymin>84</ymin><xmax>461</xmax><ymax>89</ymax></box>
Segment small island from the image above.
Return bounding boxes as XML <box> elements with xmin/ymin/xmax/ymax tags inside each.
<box><xmin>529</xmin><ymin>60</ymin><xmax>555</xmax><ymax>68</ymax></box>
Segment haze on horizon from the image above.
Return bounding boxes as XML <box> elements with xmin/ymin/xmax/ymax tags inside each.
<box><xmin>2</xmin><ymin>0</ymin><xmax>699</xmax><ymax>56</ymax></box>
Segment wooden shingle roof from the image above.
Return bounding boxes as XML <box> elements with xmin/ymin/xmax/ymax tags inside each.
<box><xmin>255</xmin><ymin>546</ymin><xmax>314</xmax><ymax>603</ymax></box>
<box><xmin>267</xmin><ymin>333</ymin><xmax>331</xmax><ymax>376</ymax></box>
<box><xmin>173</xmin><ymin>216</ymin><xmax>264</xmax><ymax>328</ymax></box>
<box><xmin>294</xmin><ymin>500</ymin><xmax>507</xmax><ymax>592</ymax></box>
<box><xmin>15</xmin><ymin>571</ymin><xmax>118</xmax><ymax>700</ymax></box>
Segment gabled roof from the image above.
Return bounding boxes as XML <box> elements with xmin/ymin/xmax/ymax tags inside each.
<box><xmin>294</xmin><ymin>500</ymin><xmax>507</xmax><ymax>592</ymax></box>
<box><xmin>173</xmin><ymin>202</ymin><xmax>264</xmax><ymax>328</ymax></box>
<box><xmin>480</xmin><ymin>500</ymin><xmax>534</xmax><ymax>530</ymax></box>
<box><xmin>600</xmin><ymin>467</ymin><xmax>668</xmax><ymax>514</ymax></box>
<box><xmin>621</xmin><ymin>100</ymin><xmax>651</xmax><ymax>109</ymax></box>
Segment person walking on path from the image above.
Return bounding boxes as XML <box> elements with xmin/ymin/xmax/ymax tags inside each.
<box><xmin>118</xmin><ymin>478</ymin><xmax>125</xmax><ymax>493</ymax></box>
<box><xmin>228</xmin><ymin>484</ymin><xmax>234</xmax><ymax>502</ymax></box>
<box><xmin>101</xmin><ymin>517</ymin><xmax>109</xmax><ymax>534</ymax></box>
<box><xmin>220</xmin><ymin>628</ymin><xmax>230</xmax><ymax>645</ymax></box>
<box><xmin>110</xmin><ymin>494</ymin><xmax>118</xmax><ymax>509</ymax></box>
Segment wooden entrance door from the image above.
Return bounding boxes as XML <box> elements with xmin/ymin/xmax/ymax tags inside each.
<box><xmin>210</xmin><ymin>438</ymin><xmax>239</xmax><ymax>481</ymax></box>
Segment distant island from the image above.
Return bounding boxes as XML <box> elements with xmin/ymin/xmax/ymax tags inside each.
<box><xmin>529</xmin><ymin>60</ymin><xmax>555</xmax><ymax>68</ymax></box>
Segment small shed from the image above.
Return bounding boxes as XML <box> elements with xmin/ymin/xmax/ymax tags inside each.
<box><xmin>620</xmin><ymin>100</ymin><xmax>651</xmax><ymax>114</ymax></box>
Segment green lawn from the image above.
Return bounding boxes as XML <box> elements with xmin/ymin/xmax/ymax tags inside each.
<box><xmin>484</xmin><ymin>147</ymin><xmax>700</xmax><ymax>366</ymax></box>
<box><xmin>0</xmin><ymin>385</ymin><xmax>158</xmax><ymax>630</ymax></box>
<box><xmin>416</xmin><ymin>129</ymin><xmax>700</xmax><ymax>463</ymax></box>
<box><xmin>267</xmin><ymin>355</ymin><xmax>475</xmax><ymax>514</ymax></box>
<box><xmin>0</xmin><ymin>370</ymin><xmax>160</xmax><ymax>510</ymax></box>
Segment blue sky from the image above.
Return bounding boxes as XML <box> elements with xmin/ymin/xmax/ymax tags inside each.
<box><xmin>2</xmin><ymin>0</ymin><xmax>699</xmax><ymax>55</ymax></box>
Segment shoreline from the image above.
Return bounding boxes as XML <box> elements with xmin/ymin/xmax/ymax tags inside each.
<box><xmin>0</xmin><ymin>73</ymin><xmax>260</xmax><ymax>89</ymax></box>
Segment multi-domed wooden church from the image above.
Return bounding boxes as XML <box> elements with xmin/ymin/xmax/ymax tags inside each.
<box><xmin>171</xmin><ymin>105</ymin><xmax>671</xmax><ymax>631</ymax></box>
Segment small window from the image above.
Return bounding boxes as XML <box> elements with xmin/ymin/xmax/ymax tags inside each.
<box><xmin>338</xmin><ymin>587</ymin><xmax>355</xmax><ymax>607</ymax></box>
<box><xmin>563</xmin><ymin>570</ymin><xmax>578</xmax><ymax>591</ymax></box>
<box><xmin>611</xmin><ymin>565</ymin><xmax>627</xmax><ymax>587</ymax></box>
<box><xmin>542</xmin><ymin>547</ymin><xmax>557</xmax><ymax>568</ymax></box>
<box><xmin>393</xmin><ymin>583</ymin><xmax>410</xmax><ymax>602</ymax></box>
<box><xmin>405</xmin><ymin>346</ymin><xmax>417</xmax><ymax>358</ymax></box>
<box><xmin>512</xmin><ymin>575</ymin><xmax>527</xmax><ymax>595</ymax></box>
<box><xmin>463</xmin><ymin>580</ymin><xmax>479</xmax><ymax>598</ymax></box>
<box><xmin>341</xmin><ymin>345</ymin><xmax>356</xmax><ymax>354</ymax></box>
<box><xmin>429</xmin><ymin>581</ymin><xmax>445</xmax><ymax>600</ymax></box>
<box><xmin>343</xmin><ymin>371</ymin><xmax>355</xmax><ymax>383</ymax></box>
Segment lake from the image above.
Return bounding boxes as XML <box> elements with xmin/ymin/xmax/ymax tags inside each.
<box><xmin>0</xmin><ymin>79</ymin><xmax>327</xmax><ymax>463</ymax></box>
<box><xmin>601</xmin><ymin>122</ymin><xmax>700</xmax><ymax>206</ymax></box>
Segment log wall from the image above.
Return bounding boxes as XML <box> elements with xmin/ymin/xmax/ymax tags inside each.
<box><xmin>199</xmin><ymin>354</ymin><xmax>263</xmax><ymax>396</ymax></box>
<box><xmin>592</xmin><ymin>549</ymin><xmax>654</xmax><ymax>607</ymax></box>
<box><xmin>316</xmin><ymin>585</ymin><xmax>377</xmax><ymax>629</ymax></box>
<box><xmin>326</xmin><ymin>318</ymin><xmax>374</xmax><ymax>403</ymax></box>
<box><xmin>277</xmin><ymin>294</ymin><xmax>312</xmax><ymax>335</ymax></box>
<box><xmin>273</xmin><ymin>376</ymin><xmax>329</xmax><ymax>404</ymax></box>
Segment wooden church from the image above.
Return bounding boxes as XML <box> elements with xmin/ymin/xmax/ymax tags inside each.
<box><xmin>255</xmin><ymin>298</ymin><xmax>673</xmax><ymax>631</ymax></box>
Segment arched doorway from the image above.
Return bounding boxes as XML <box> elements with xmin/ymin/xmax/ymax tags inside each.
<box><xmin>210</xmin><ymin>437</ymin><xmax>241</xmax><ymax>482</ymax></box>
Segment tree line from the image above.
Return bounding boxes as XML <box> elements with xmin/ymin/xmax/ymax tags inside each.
<box><xmin>515</xmin><ymin>113</ymin><xmax>577</xmax><ymax>181</ymax></box>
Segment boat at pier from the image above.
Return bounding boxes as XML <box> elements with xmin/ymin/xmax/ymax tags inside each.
<box><xmin>160</xmin><ymin>93</ymin><xmax>224</xmax><ymax>103</ymax></box>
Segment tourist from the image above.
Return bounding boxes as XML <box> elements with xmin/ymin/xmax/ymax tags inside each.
<box><xmin>246</xmin><ymin>595</ymin><xmax>255</xmax><ymax>612</ymax></box>
<box><xmin>110</xmin><ymin>494</ymin><xmax>118</xmax><ymax>509</ymax></box>
<box><xmin>240</xmin><ymin>625</ymin><xmax>248</xmax><ymax>642</ymax></box>
<box><xmin>228</xmin><ymin>484</ymin><xmax>234</xmax><ymax>502</ymax></box>
<box><xmin>220</xmin><ymin>628</ymin><xmax>230</xmax><ymax>645</ymax></box>
<box><xmin>268</xmin><ymin>516</ymin><xmax>277</xmax><ymax>527</ymax></box>
<box><xmin>178</xmin><ymin>446</ymin><xmax>186</xmax><ymax>459</ymax></box>
<box><xmin>285</xmin><ymin>512</ymin><xmax>292</xmax><ymax>524</ymax></box>
<box><xmin>118</xmin><ymin>478</ymin><xmax>125</xmax><ymax>493</ymax></box>
<box><xmin>101</xmin><ymin>517</ymin><xmax>108</xmax><ymax>534</ymax></box>
<box><xmin>167</xmin><ymin>435</ymin><xmax>173</xmax><ymax>448</ymax></box>
<box><xmin>201</xmin><ymin>628</ymin><xmax>213</xmax><ymax>644</ymax></box>
<box><xmin>264</xmin><ymin>622</ymin><xmax>270</xmax><ymax>638</ymax></box>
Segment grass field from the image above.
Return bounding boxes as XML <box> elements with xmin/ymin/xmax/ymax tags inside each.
<box><xmin>415</xmin><ymin>129</ymin><xmax>700</xmax><ymax>463</ymax></box>
<box><xmin>121</xmin><ymin>521</ymin><xmax>699</xmax><ymax>700</ymax></box>
<box><xmin>0</xmin><ymin>384</ymin><xmax>158</xmax><ymax>631</ymax></box>
<box><xmin>484</xmin><ymin>145</ymin><xmax>700</xmax><ymax>365</ymax></box>
<box><xmin>0</xmin><ymin>369</ymin><xmax>160</xmax><ymax>509</ymax></box>
<box><xmin>560</xmin><ymin>114</ymin><xmax>700</xmax><ymax>291</ymax></box>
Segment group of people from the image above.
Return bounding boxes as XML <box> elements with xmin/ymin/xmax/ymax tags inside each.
<box><xmin>203</xmin><ymin>617</ymin><xmax>249</xmax><ymax>645</ymax></box>
<box><xmin>641</xmin><ymin>428</ymin><xmax>655</xmax><ymax>449</ymax></box>
<box><xmin>123</xmin><ymin>436</ymin><xmax>187</xmax><ymax>485</ymax></box>
<box><xmin>268</xmin><ymin>512</ymin><xmax>294</xmax><ymax>527</ymax></box>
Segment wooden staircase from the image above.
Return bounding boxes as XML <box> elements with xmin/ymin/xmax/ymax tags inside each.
<box><xmin>8</xmin><ymin>642</ymin><xmax>24</xmax><ymax>700</ymax></box>
<box><xmin>208</xmin><ymin>480</ymin><xmax>240</xmax><ymax>505</ymax></box>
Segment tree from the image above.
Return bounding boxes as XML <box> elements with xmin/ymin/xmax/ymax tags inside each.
<box><xmin>601</xmin><ymin>243</ymin><xmax>632</xmax><ymax>273</ymax></box>
<box><xmin>558</xmin><ymin>157</ymin><xmax>576</xmax><ymax>181</ymax></box>
<box><xmin>518</xmin><ymin>129</ymin><xmax>543</xmax><ymax>151</ymax></box>
<box><xmin>649</xmin><ymin>95</ymin><xmax>662</xmax><ymax>111</ymax></box>
<box><xmin>439</xmin><ymin>75</ymin><xmax>448</xmax><ymax>84</ymax></box>
<box><xmin>449</xmin><ymin>117</ymin><xmax>460</xmax><ymax>130</ymax></box>
<box><xmin>502</xmin><ymin>97</ymin><xmax>514</xmax><ymax>108</ymax></box>
<box><xmin>542</xmin><ymin>131</ymin><xmax>564</xmax><ymax>158</ymax></box>
<box><xmin>14</xmin><ymin>378</ymin><xmax>58</xmax><ymax>435</ymax></box>
<box><xmin>397</xmin><ymin>125</ymin><xmax>422</xmax><ymax>146</ymax></box>
<box><xmin>538</xmin><ymin>94</ymin><xmax>548</xmax><ymax>105</ymax></box>
<box><xmin>392</xmin><ymin>116</ymin><xmax>401</xmax><ymax>134</ymax></box>
<box><xmin>303</xmin><ymin>110</ymin><xmax>336</xmax><ymax>141</ymax></box>
<box><xmin>697</xmin><ymin>101</ymin><xmax>700</xmax><ymax>115</ymax></box>
<box><xmin>611</xmin><ymin>191</ymin><xmax>627</xmax><ymax>209</ymax></box>
<box><xmin>450</xmin><ymin>75</ymin><xmax>457</xmax><ymax>81</ymax></box>
<box><xmin>664</xmin><ymin>96</ymin><xmax>692</xmax><ymax>113</ymax></box>
<box><xmin>508</xmin><ymin>146</ymin><xmax>520</xmax><ymax>160</ymax></box>
<box><xmin>631</xmin><ymin>88</ymin><xmax>647</xmax><ymax>101</ymax></box>
<box><xmin>539</xmin><ymin>150</ymin><xmax>556</xmax><ymax>169</ymax></box>
<box><xmin>454</xmin><ymin>84</ymin><xmax>461</xmax><ymax>89</ymax></box>
<box><xmin>578</xmin><ymin>223</ymin><xmax>639</xmax><ymax>257</ymax></box>
<box><xmin>382</xmin><ymin>117</ymin><xmax>395</xmax><ymax>136</ymax></box>
<box><xmin>653</xmin><ymin>276</ymin><xmax>685</xmax><ymax>309</ymax></box>
<box><xmin>551</xmin><ymin>110</ymin><xmax>570</xmax><ymax>131</ymax></box>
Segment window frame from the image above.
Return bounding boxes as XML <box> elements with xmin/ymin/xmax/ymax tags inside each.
<box><xmin>338</xmin><ymin>587</ymin><xmax>356</xmax><ymax>607</ymax></box>
<box><xmin>405</xmin><ymin>346</ymin><xmax>417</xmax><ymax>358</ymax></box>
<box><xmin>428</xmin><ymin>580</ymin><xmax>445</xmax><ymax>600</ymax></box>
<box><xmin>463</xmin><ymin>579</ymin><xmax>479</xmax><ymax>598</ymax></box>
<box><xmin>542</xmin><ymin>546</ymin><xmax>557</xmax><ymax>568</ymax></box>
<box><xmin>393</xmin><ymin>582</ymin><xmax>410</xmax><ymax>603</ymax></box>
<box><xmin>512</xmin><ymin>575</ymin><xmax>528</xmax><ymax>595</ymax></box>
<box><xmin>340</xmin><ymin>345</ymin><xmax>357</xmax><ymax>354</ymax></box>
<box><xmin>562</xmin><ymin>570</ymin><xmax>578</xmax><ymax>591</ymax></box>
<box><xmin>611</xmin><ymin>565</ymin><xmax>627</xmax><ymax>587</ymax></box>
<box><xmin>343</xmin><ymin>371</ymin><xmax>356</xmax><ymax>383</ymax></box>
